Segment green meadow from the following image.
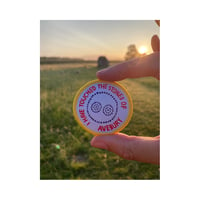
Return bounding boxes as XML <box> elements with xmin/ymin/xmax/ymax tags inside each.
<box><xmin>40</xmin><ymin>63</ymin><xmax>160</xmax><ymax>179</ymax></box>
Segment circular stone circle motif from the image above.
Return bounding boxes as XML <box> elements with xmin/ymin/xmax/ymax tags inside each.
<box><xmin>103</xmin><ymin>104</ymin><xmax>114</xmax><ymax>116</ymax></box>
<box><xmin>91</xmin><ymin>101</ymin><xmax>102</xmax><ymax>113</ymax></box>
<box><xmin>86</xmin><ymin>91</ymin><xmax>118</xmax><ymax>124</ymax></box>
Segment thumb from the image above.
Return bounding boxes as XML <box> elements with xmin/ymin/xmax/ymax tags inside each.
<box><xmin>90</xmin><ymin>133</ymin><xmax>160</xmax><ymax>164</ymax></box>
<box><xmin>90</xmin><ymin>133</ymin><xmax>137</xmax><ymax>160</ymax></box>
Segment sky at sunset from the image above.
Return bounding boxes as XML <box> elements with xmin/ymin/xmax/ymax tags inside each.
<box><xmin>40</xmin><ymin>20</ymin><xmax>160</xmax><ymax>60</ymax></box>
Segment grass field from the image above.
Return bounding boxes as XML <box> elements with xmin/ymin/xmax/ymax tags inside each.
<box><xmin>40</xmin><ymin>63</ymin><xmax>160</xmax><ymax>179</ymax></box>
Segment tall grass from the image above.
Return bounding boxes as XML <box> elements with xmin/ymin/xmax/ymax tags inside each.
<box><xmin>40</xmin><ymin>64</ymin><xmax>160</xmax><ymax>179</ymax></box>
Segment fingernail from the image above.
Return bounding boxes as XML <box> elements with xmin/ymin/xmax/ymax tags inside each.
<box><xmin>91</xmin><ymin>142</ymin><xmax>108</xmax><ymax>150</ymax></box>
<box><xmin>97</xmin><ymin>68</ymin><xmax>107</xmax><ymax>75</ymax></box>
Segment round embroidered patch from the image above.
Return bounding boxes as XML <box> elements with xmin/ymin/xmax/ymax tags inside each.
<box><xmin>73</xmin><ymin>80</ymin><xmax>133</xmax><ymax>135</ymax></box>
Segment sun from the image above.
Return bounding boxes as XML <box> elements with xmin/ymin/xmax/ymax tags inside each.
<box><xmin>138</xmin><ymin>45</ymin><xmax>148</xmax><ymax>55</ymax></box>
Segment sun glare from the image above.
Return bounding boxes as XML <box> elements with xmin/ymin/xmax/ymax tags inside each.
<box><xmin>138</xmin><ymin>46</ymin><xmax>148</xmax><ymax>54</ymax></box>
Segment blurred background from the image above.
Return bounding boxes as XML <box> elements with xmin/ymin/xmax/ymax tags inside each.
<box><xmin>40</xmin><ymin>20</ymin><xmax>160</xmax><ymax>179</ymax></box>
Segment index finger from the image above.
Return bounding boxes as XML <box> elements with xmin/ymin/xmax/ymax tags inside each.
<box><xmin>96</xmin><ymin>52</ymin><xmax>160</xmax><ymax>81</ymax></box>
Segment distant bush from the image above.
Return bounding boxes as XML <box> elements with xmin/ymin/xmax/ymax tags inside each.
<box><xmin>124</xmin><ymin>44</ymin><xmax>140</xmax><ymax>60</ymax></box>
<box><xmin>97</xmin><ymin>56</ymin><xmax>109</xmax><ymax>68</ymax></box>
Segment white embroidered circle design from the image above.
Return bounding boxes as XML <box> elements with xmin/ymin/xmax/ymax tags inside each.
<box><xmin>73</xmin><ymin>80</ymin><xmax>133</xmax><ymax>135</ymax></box>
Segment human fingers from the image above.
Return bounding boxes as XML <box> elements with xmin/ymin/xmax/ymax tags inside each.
<box><xmin>90</xmin><ymin>133</ymin><xmax>160</xmax><ymax>165</ymax></box>
<box><xmin>96</xmin><ymin>58</ymin><xmax>138</xmax><ymax>81</ymax></box>
<box><xmin>151</xmin><ymin>35</ymin><xmax>160</xmax><ymax>52</ymax></box>
<box><xmin>155</xmin><ymin>20</ymin><xmax>160</xmax><ymax>26</ymax></box>
<box><xmin>97</xmin><ymin>52</ymin><xmax>160</xmax><ymax>81</ymax></box>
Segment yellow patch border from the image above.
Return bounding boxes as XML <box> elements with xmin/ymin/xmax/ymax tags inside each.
<box><xmin>73</xmin><ymin>79</ymin><xmax>133</xmax><ymax>136</ymax></box>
